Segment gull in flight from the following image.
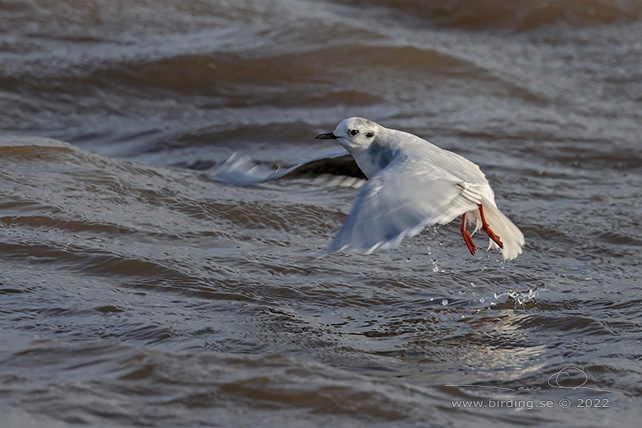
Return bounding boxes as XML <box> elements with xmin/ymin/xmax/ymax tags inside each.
<box><xmin>316</xmin><ymin>117</ymin><xmax>525</xmax><ymax>260</ymax></box>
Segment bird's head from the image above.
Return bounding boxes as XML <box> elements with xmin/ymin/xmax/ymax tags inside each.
<box><xmin>315</xmin><ymin>117</ymin><xmax>378</xmax><ymax>153</ymax></box>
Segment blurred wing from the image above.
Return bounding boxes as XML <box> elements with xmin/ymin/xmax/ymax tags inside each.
<box><xmin>273</xmin><ymin>151</ymin><xmax>364</xmax><ymax>181</ymax></box>
<box><xmin>211</xmin><ymin>150</ymin><xmax>364</xmax><ymax>186</ymax></box>
<box><xmin>327</xmin><ymin>156</ymin><xmax>483</xmax><ymax>254</ymax></box>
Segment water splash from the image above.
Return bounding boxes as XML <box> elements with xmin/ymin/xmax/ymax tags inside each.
<box><xmin>494</xmin><ymin>286</ymin><xmax>543</xmax><ymax>307</ymax></box>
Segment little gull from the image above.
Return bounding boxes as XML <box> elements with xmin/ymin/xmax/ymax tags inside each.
<box><xmin>316</xmin><ymin>117</ymin><xmax>525</xmax><ymax>260</ymax></box>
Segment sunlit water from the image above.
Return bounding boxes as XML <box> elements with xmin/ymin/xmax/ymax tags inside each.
<box><xmin>1</xmin><ymin>1</ymin><xmax>641</xmax><ymax>426</ymax></box>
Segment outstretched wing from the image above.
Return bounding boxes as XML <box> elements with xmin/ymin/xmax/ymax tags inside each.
<box><xmin>212</xmin><ymin>150</ymin><xmax>364</xmax><ymax>186</ymax></box>
<box><xmin>327</xmin><ymin>155</ymin><xmax>485</xmax><ymax>254</ymax></box>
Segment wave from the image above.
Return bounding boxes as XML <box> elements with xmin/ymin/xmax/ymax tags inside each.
<box><xmin>341</xmin><ymin>0</ymin><xmax>642</xmax><ymax>29</ymax></box>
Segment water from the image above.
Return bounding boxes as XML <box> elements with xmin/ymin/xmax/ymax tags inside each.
<box><xmin>1</xmin><ymin>1</ymin><xmax>641</xmax><ymax>426</ymax></box>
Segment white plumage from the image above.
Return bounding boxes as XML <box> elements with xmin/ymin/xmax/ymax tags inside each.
<box><xmin>316</xmin><ymin>117</ymin><xmax>525</xmax><ymax>260</ymax></box>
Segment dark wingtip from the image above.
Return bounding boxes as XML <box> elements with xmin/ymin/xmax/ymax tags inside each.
<box><xmin>315</xmin><ymin>132</ymin><xmax>337</xmax><ymax>140</ymax></box>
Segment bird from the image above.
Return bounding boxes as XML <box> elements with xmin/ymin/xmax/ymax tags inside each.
<box><xmin>315</xmin><ymin>117</ymin><xmax>525</xmax><ymax>260</ymax></box>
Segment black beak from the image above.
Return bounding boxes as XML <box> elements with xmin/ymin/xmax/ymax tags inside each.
<box><xmin>315</xmin><ymin>132</ymin><xmax>337</xmax><ymax>140</ymax></box>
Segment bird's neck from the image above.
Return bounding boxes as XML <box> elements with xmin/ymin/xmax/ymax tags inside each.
<box><xmin>352</xmin><ymin>140</ymin><xmax>398</xmax><ymax>178</ymax></box>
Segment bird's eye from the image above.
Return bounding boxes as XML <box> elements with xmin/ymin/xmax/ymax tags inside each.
<box><xmin>349</xmin><ymin>129</ymin><xmax>359</xmax><ymax>136</ymax></box>
<box><xmin>365</xmin><ymin>132</ymin><xmax>374</xmax><ymax>138</ymax></box>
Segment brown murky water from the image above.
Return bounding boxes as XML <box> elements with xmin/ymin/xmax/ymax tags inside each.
<box><xmin>1</xmin><ymin>1</ymin><xmax>641</xmax><ymax>427</ymax></box>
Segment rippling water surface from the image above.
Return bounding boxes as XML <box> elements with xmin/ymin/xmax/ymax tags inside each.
<box><xmin>1</xmin><ymin>1</ymin><xmax>641</xmax><ymax>427</ymax></box>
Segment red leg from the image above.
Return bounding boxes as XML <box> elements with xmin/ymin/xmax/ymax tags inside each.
<box><xmin>461</xmin><ymin>213</ymin><xmax>476</xmax><ymax>255</ymax></box>
<box><xmin>478</xmin><ymin>204</ymin><xmax>504</xmax><ymax>248</ymax></box>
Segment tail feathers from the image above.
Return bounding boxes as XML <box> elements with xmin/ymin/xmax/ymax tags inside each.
<box><xmin>474</xmin><ymin>199</ymin><xmax>525</xmax><ymax>260</ymax></box>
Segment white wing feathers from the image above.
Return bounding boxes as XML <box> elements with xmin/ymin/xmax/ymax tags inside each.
<box><xmin>327</xmin><ymin>156</ymin><xmax>483</xmax><ymax>254</ymax></box>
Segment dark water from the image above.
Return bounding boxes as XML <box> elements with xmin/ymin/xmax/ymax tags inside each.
<box><xmin>1</xmin><ymin>1</ymin><xmax>642</xmax><ymax>427</ymax></box>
